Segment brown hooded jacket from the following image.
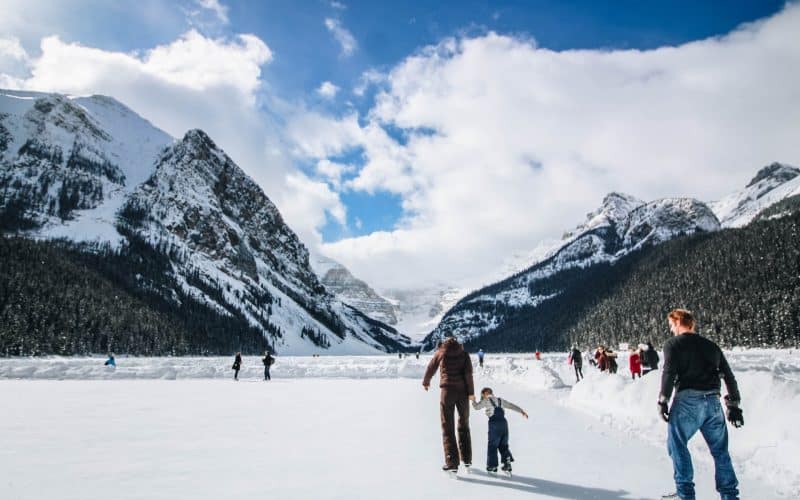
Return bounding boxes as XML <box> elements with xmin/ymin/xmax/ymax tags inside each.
<box><xmin>422</xmin><ymin>337</ymin><xmax>475</xmax><ymax>396</ymax></box>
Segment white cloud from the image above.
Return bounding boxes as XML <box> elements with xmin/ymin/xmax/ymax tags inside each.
<box><xmin>324</xmin><ymin>18</ymin><xmax>357</xmax><ymax>57</ymax></box>
<box><xmin>316</xmin><ymin>159</ymin><xmax>354</xmax><ymax>188</ymax></box>
<box><xmin>0</xmin><ymin>36</ymin><xmax>29</xmax><ymax>87</ymax></box>
<box><xmin>195</xmin><ymin>0</ymin><xmax>230</xmax><ymax>24</ymax></box>
<box><xmin>278</xmin><ymin>173</ymin><xmax>348</xmax><ymax>248</ymax></box>
<box><xmin>317</xmin><ymin>80</ymin><xmax>340</xmax><ymax>99</ymax></box>
<box><xmin>330</xmin><ymin>1</ymin><xmax>346</xmax><ymax>10</ymax></box>
<box><xmin>353</xmin><ymin>68</ymin><xmax>387</xmax><ymax>96</ymax></box>
<box><xmin>309</xmin><ymin>4</ymin><xmax>800</xmax><ymax>290</ymax></box>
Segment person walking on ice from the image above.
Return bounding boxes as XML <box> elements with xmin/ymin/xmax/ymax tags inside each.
<box><xmin>262</xmin><ymin>351</ymin><xmax>274</xmax><ymax>381</ymax></box>
<box><xmin>472</xmin><ymin>387</ymin><xmax>528</xmax><ymax>474</ymax></box>
<box><xmin>232</xmin><ymin>352</ymin><xmax>242</xmax><ymax>381</ymax></box>
<box><xmin>422</xmin><ymin>332</ymin><xmax>474</xmax><ymax>474</ymax></box>
<box><xmin>104</xmin><ymin>353</ymin><xmax>116</xmax><ymax>367</ymax></box>
<box><xmin>568</xmin><ymin>344</ymin><xmax>583</xmax><ymax>382</ymax></box>
<box><xmin>477</xmin><ymin>349</ymin><xmax>485</xmax><ymax>368</ymax></box>
<box><xmin>658</xmin><ymin>309</ymin><xmax>744</xmax><ymax>500</ymax></box>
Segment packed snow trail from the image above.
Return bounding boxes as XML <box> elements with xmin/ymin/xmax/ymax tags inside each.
<box><xmin>0</xmin><ymin>378</ymin><xmax>781</xmax><ymax>500</ymax></box>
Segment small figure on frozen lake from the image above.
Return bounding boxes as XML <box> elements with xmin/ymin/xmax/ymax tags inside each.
<box><xmin>477</xmin><ymin>349</ymin><xmax>485</xmax><ymax>368</ymax></box>
<box><xmin>658</xmin><ymin>309</ymin><xmax>744</xmax><ymax>500</ymax></box>
<box><xmin>642</xmin><ymin>341</ymin><xmax>660</xmax><ymax>375</ymax></box>
<box><xmin>472</xmin><ymin>387</ymin><xmax>527</xmax><ymax>475</ymax></box>
<box><xmin>423</xmin><ymin>332</ymin><xmax>474</xmax><ymax>474</ymax></box>
<box><xmin>104</xmin><ymin>353</ymin><xmax>115</xmax><ymax>367</ymax></box>
<box><xmin>262</xmin><ymin>351</ymin><xmax>275</xmax><ymax>381</ymax></box>
<box><xmin>568</xmin><ymin>345</ymin><xmax>583</xmax><ymax>382</ymax></box>
<box><xmin>232</xmin><ymin>352</ymin><xmax>242</xmax><ymax>381</ymax></box>
<box><xmin>629</xmin><ymin>346</ymin><xmax>642</xmax><ymax>380</ymax></box>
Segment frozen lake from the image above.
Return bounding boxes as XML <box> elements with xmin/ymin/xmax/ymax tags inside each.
<box><xmin>1</xmin><ymin>351</ymin><xmax>797</xmax><ymax>499</ymax></box>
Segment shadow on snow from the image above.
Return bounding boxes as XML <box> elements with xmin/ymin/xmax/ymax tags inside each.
<box><xmin>458</xmin><ymin>470</ymin><xmax>649</xmax><ymax>500</ymax></box>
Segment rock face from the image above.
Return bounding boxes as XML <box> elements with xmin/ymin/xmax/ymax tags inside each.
<box><xmin>1</xmin><ymin>89</ymin><xmax>412</xmax><ymax>355</ymax></box>
<box><xmin>423</xmin><ymin>193</ymin><xmax>721</xmax><ymax>349</ymax></box>
<box><xmin>711</xmin><ymin>162</ymin><xmax>800</xmax><ymax>227</ymax></box>
<box><xmin>313</xmin><ymin>257</ymin><xmax>398</xmax><ymax>326</ymax></box>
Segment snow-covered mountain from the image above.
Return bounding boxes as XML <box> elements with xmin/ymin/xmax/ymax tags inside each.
<box><xmin>380</xmin><ymin>286</ymin><xmax>465</xmax><ymax>341</ymax></box>
<box><xmin>0</xmin><ymin>91</ymin><xmax>171</xmax><ymax>241</ymax></box>
<box><xmin>0</xmin><ymin>89</ymin><xmax>412</xmax><ymax>355</ymax></box>
<box><xmin>424</xmin><ymin>193</ymin><xmax>721</xmax><ymax>348</ymax></box>
<box><xmin>311</xmin><ymin>255</ymin><xmax>398</xmax><ymax>326</ymax></box>
<box><xmin>710</xmin><ymin>162</ymin><xmax>800</xmax><ymax>227</ymax></box>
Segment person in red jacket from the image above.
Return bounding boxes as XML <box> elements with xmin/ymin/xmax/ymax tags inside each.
<box><xmin>629</xmin><ymin>346</ymin><xmax>642</xmax><ymax>379</ymax></box>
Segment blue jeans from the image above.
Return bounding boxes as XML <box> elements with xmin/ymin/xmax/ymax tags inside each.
<box><xmin>667</xmin><ymin>390</ymin><xmax>739</xmax><ymax>500</ymax></box>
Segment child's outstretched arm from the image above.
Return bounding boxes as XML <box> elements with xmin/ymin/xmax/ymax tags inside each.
<box><xmin>500</xmin><ymin>399</ymin><xmax>529</xmax><ymax>419</ymax></box>
<box><xmin>471</xmin><ymin>398</ymin><xmax>489</xmax><ymax>411</ymax></box>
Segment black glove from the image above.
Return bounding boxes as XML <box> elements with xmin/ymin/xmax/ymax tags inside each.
<box><xmin>724</xmin><ymin>395</ymin><xmax>744</xmax><ymax>428</ymax></box>
<box><xmin>658</xmin><ymin>401</ymin><xmax>669</xmax><ymax>422</ymax></box>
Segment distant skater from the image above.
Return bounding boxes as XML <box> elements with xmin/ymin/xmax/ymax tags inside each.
<box><xmin>477</xmin><ymin>349</ymin><xmax>485</xmax><ymax>368</ymax></box>
<box><xmin>423</xmin><ymin>333</ymin><xmax>474</xmax><ymax>473</ymax></box>
<box><xmin>569</xmin><ymin>345</ymin><xmax>583</xmax><ymax>382</ymax></box>
<box><xmin>472</xmin><ymin>387</ymin><xmax>528</xmax><ymax>474</ymax></box>
<box><xmin>629</xmin><ymin>347</ymin><xmax>642</xmax><ymax>380</ymax></box>
<box><xmin>642</xmin><ymin>341</ymin><xmax>660</xmax><ymax>375</ymax></box>
<box><xmin>232</xmin><ymin>352</ymin><xmax>242</xmax><ymax>381</ymax></box>
<box><xmin>104</xmin><ymin>353</ymin><xmax>116</xmax><ymax>367</ymax></box>
<box><xmin>262</xmin><ymin>351</ymin><xmax>274</xmax><ymax>381</ymax></box>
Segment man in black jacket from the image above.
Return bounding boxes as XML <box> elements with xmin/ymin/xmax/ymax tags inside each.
<box><xmin>658</xmin><ymin>309</ymin><xmax>744</xmax><ymax>500</ymax></box>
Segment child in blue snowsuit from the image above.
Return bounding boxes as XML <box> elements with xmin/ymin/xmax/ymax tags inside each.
<box><xmin>472</xmin><ymin>387</ymin><xmax>528</xmax><ymax>472</ymax></box>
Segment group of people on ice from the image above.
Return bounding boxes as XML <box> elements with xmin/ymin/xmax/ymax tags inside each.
<box><xmin>231</xmin><ymin>351</ymin><xmax>275</xmax><ymax>381</ymax></box>
<box><xmin>566</xmin><ymin>341</ymin><xmax>660</xmax><ymax>382</ymax></box>
<box><xmin>424</xmin><ymin>308</ymin><xmax>745</xmax><ymax>500</ymax></box>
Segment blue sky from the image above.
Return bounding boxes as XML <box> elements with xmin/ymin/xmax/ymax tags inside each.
<box><xmin>1</xmin><ymin>0</ymin><xmax>797</xmax><ymax>288</ymax></box>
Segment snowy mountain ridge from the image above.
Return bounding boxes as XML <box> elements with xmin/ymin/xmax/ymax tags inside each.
<box><xmin>0</xmin><ymin>89</ymin><xmax>411</xmax><ymax>355</ymax></box>
<box><xmin>710</xmin><ymin>162</ymin><xmax>800</xmax><ymax>227</ymax></box>
<box><xmin>311</xmin><ymin>255</ymin><xmax>398</xmax><ymax>326</ymax></box>
<box><xmin>424</xmin><ymin>194</ymin><xmax>722</xmax><ymax>347</ymax></box>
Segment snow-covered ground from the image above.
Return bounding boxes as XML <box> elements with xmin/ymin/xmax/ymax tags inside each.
<box><xmin>1</xmin><ymin>350</ymin><xmax>797</xmax><ymax>499</ymax></box>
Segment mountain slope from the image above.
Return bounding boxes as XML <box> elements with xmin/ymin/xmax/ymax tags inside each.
<box><xmin>710</xmin><ymin>162</ymin><xmax>800</xmax><ymax>227</ymax></box>
<box><xmin>312</xmin><ymin>255</ymin><xmax>398</xmax><ymax>326</ymax></box>
<box><xmin>423</xmin><ymin>195</ymin><xmax>721</xmax><ymax>349</ymax></box>
<box><xmin>0</xmin><ymin>90</ymin><xmax>171</xmax><ymax>240</ymax></box>
<box><xmin>0</xmin><ymin>90</ymin><xmax>411</xmax><ymax>355</ymax></box>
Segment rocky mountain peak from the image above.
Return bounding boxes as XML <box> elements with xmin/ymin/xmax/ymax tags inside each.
<box><xmin>746</xmin><ymin>162</ymin><xmax>799</xmax><ymax>188</ymax></box>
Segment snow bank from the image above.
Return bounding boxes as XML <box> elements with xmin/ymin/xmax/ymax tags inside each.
<box><xmin>565</xmin><ymin>350</ymin><xmax>800</xmax><ymax>497</ymax></box>
<box><xmin>0</xmin><ymin>354</ymin><xmax>568</xmax><ymax>390</ymax></box>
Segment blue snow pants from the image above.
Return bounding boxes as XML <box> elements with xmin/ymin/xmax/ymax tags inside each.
<box><xmin>487</xmin><ymin>407</ymin><xmax>513</xmax><ymax>468</ymax></box>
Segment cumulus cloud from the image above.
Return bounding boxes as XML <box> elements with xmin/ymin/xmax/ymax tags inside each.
<box><xmin>324</xmin><ymin>18</ymin><xmax>357</xmax><ymax>57</ymax></box>
<box><xmin>306</xmin><ymin>4</ymin><xmax>800</xmax><ymax>290</ymax></box>
<box><xmin>0</xmin><ymin>36</ymin><xmax>29</xmax><ymax>87</ymax></box>
<box><xmin>317</xmin><ymin>80</ymin><xmax>340</xmax><ymax>99</ymax></box>
<box><xmin>279</xmin><ymin>173</ymin><xmax>348</xmax><ymax>248</ymax></box>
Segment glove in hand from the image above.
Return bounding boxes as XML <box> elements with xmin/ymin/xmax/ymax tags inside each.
<box><xmin>724</xmin><ymin>395</ymin><xmax>744</xmax><ymax>428</ymax></box>
<box><xmin>658</xmin><ymin>401</ymin><xmax>670</xmax><ymax>423</ymax></box>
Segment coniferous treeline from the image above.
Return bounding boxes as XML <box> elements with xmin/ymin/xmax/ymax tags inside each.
<box><xmin>464</xmin><ymin>211</ymin><xmax>800</xmax><ymax>352</ymax></box>
<box><xmin>0</xmin><ymin>235</ymin><xmax>274</xmax><ymax>356</ymax></box>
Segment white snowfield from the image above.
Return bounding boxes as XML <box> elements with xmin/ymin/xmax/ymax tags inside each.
<box><xmin>0</xmin><ymin>350</ymin><xmax>797</xmax><ymax>499</ymax></box>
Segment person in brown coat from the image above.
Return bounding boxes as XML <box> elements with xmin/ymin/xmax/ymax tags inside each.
<box><xmin>422</xmin><ymin>333</ymin><xmax>475</xmax><ymax>472</ymax></box>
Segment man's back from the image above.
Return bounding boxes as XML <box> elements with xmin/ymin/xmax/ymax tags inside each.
<box><xmin>661</xmin><ymin>334</ymin><xmax>740</xmax><ymax>401</ymax></box>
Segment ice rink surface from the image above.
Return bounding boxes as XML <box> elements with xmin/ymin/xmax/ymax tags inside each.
<box><xmin>0</xmin><ymin>370</ymin><xmax>788</xmax><ymax>500</ymax></box>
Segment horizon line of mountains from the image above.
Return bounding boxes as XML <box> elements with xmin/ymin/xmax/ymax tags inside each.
<box><xmin>1</xmin><ymin>89</ymin><xmax>798</xmax><ymax>355</ymax></box>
